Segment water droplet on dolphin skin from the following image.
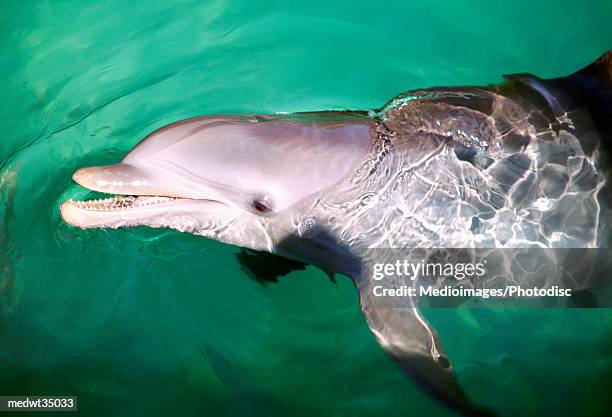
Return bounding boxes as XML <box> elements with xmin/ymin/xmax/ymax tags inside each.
<box><xmin>298</xmin><ymin>217</ymin><xmax>319</xmax><ymax>238</ymax></box>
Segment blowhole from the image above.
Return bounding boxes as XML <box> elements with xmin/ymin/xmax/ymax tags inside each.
<box><xmin>454</xmin><ymin>143</ymin><xmax>477</xmax><ymax>161</ymax></box>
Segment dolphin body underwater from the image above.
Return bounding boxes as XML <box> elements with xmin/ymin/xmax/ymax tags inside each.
<box><xmin>61</xmin><ymin>51</ymin><xmax>611</xmax><ymax>416</ymax></box>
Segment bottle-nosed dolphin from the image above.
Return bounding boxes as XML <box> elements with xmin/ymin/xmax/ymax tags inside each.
<box><xmin>61</xmin><ymin>52</ymin><xmax>611</xmax><ymax>416</ymax></box>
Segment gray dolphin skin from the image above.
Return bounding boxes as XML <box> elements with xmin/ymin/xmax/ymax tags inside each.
<box><xmin>61</xmin><ymin>51</ymin><xmax>611</xmax><ymax>416</ymax></box>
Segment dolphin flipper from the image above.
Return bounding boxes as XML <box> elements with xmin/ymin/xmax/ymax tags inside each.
<box><xmin>236</xmin><ymin>249</ymin><xmax>307</xmax><ymax>285</ymax></box>
<box><xmin>355</xmin><ymin>279</ymin><xmax>494</xmax><ymax>417</ymax></box>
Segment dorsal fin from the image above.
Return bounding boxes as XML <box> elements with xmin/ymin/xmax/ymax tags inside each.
<box><xmin>570</xmin><ymin>50</ymin><xmax>612</xmax><ymax>88</ymax></box>
<box><xmin>558</xmin><ymin>51</ymin><xmax>612</xmax><ymax>138</ymax></box>
<box><xmin>504</xmin><ymin>51</ymin><xmax>612</xmax><ymax>151</ymax></box>
<box><xmin>235</xmin><ymin>249</ymin><xmax>307</xmax><ymax>286</ymax></box>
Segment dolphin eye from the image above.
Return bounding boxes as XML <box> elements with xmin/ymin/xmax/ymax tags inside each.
<box><xmin>252</xmin><ymin>196</ymin><xmax>273</xmax><ymax>214</ymax></box>
<box><xmin>253</xmin><ymin>200</ymin><xmax>270</xmax><ymax>212</ymax></box>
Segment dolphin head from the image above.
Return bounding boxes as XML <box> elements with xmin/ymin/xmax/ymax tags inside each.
<box><xmin>61</xmin><ymin>113</ymin><xmax>373</xmax><ymax>258</ymax></box>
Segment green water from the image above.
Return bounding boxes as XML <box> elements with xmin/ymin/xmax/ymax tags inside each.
<box><xmin>1</xmin><ymin>1</ymin><xmax>611</xmax><ymax>416</ymax></box>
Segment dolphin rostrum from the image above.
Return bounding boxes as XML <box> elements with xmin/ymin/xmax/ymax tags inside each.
<box><xmin>61</xmin><ymin>51</ymin><xmax>611</xmax><ymax>416</ymax></box>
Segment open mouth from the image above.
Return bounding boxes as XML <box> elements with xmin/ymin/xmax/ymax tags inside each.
<box><xmin>60</xmin><ymin>163</ymin><xmax>195</xmax><ymax>228</ymax></box>
<box><xmin>60</xmin><ymin>163</ymin><xmax>230</xmax><ymax>229</ymax></box>
<box><xmin>60</xmin><ymin>193</ymin><xmax>195</xmax><ymax>229</ymax></box>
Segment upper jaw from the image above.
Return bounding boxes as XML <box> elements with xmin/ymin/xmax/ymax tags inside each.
<box><xmin>70</xmin><ymin>163</ymin><xmax>205</xmax><ymax>200</ymax></box>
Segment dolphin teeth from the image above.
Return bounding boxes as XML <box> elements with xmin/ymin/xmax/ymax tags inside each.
<box><xmin>68</xmin><ymin>196</ymin><xmax>179</xmax><ymax>212</ymax></box>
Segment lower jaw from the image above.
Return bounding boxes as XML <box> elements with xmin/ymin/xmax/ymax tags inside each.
<box><xmin>60</xmin><ymin>195</ymin><xmax>187</xmax><ymax>229</ymax></box>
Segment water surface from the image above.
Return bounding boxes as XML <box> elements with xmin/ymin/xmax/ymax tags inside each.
<box><xmin>1</xmin><ymin>1</ymin><xmax>611</xmax><ymax>416</ymax></box>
